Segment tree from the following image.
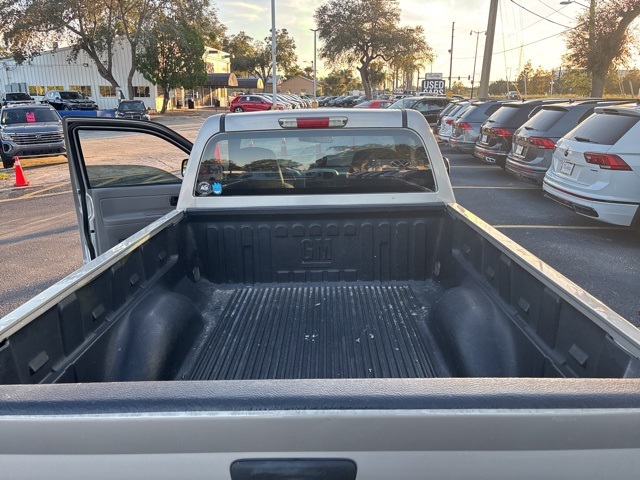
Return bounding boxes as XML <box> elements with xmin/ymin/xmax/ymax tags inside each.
<box><xmin>564</xmin><ymin>0</ymin><xmax>640</xmax><ymax>97</ymax></box>
<box><xmin>319</xmin><ymin>69</ymin><xmax>359</xmax><ymax>95</ymax></box>
<box><xmin>516</xmin><ymin>60</ymin><xmax>534</xmax><ymax>96</ymax></box>
<box><xmin>2</xmin><ymin>0</ymin><xmax>123</xmax><ymax>89</ymax></box>
<box><xmin>529</xmin><ymin>66</ymin><xmax>552</xmax><ymax>95</ymax></box>
<box><xmin>560</xmin><ymin>69</ymin><xmax>591</xmax><ymax>96</ymax></box>
<box><xmin>136</xmin><ymin>16</ymin><xmax>206</xmax><ymax>113</ymax></box>
<box><xmin>223</xmin><ymin>29</ymin><xmax>298</xmax><ymax>92</ymax></box>
<box><xmin>223</xmin><ymin>32</ymin><xmax>258</xmax><ymax>77</ymax></box>
<box><xmin>1</xmin><ymin>0</ymin><xmax>224</xmax><ymax>99</ymax></box>
<box><xmin>451</xmin><ymin>81</ymin><xmax>468</xmax><ymax>96</ymax></box>
<box><xmin>314</xmin><ymin>0</ymin><xmax>432</xmax><ymax>99</ymax></box>
<box><xmin>255</xmin><ymin>29</ymin><xmax>298</xmax><ymax>92</ymax></box>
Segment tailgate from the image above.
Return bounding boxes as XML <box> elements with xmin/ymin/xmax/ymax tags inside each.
<box><xmin>2</xmin><ymin>379</ymin><xmax>640</xmax><ymax>479</ymax></box>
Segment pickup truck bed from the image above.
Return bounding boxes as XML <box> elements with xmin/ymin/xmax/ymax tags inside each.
<box><xmin>3</xmin><ymin>205</ymin><xmax>638</xmax><ymax>386</ymax></box>
<box><xmin>187</xmin><ymin>281</ymin><xmax>440</xmax><ymax>380</ymax></box>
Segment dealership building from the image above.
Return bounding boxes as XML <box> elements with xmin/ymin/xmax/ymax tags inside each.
<box><xmin>0</xmin><ymin>40</ymin><xmax>237</xmax><ymax>111</ymax></box>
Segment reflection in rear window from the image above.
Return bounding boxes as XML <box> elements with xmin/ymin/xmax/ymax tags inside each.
<box><xmin>195</xmin><ymin>128</ymin><xmax>436</xmax><ymax>197</ymax></box>
<box><xmin>566</xmin><ymin>113</ymin><xmax>638</xmax><ymax>145</ymax></box>
<box><xmin>485</xmin><ymin>104</ymin><xmax>521</xmax><ymax>123</ymax></box>
<box><xmin>523</xmin><ymin>108</ymin><xmax>567</xmax><ymax>132</ymax></box>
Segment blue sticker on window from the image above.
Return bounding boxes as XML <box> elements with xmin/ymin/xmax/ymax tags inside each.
<box><xmin>212</xmin><ymin>182</ymin><xmax>222</xmax><ymax>195</ymax></box>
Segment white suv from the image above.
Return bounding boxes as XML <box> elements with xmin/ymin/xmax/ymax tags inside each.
<box><xmin>543</xmin><ymin>103</ymin><xmax>640</xmax><ymax>226</ymax></box>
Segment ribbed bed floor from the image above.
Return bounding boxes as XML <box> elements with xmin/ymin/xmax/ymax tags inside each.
<box><xmin>189</xmin><ymin>283</ymin><xmax>437</xmax><ymax>380</ymax></box>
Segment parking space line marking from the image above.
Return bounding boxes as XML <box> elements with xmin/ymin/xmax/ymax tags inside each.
<box><xmin>0</xmin><ymin>190</ymin><xmax>72</xmax><ymax>203</ymax></box>
<box><xmin>454</xmin><ymin>185</ymin><xmax>539</xmax><ymax>190</ymax></box>
<box><xmin>20</xmin><ymin>182</ymin><xmax>70</xmax><ymax>199</ymax></box>
<box><xmin>495</xmin><ymin>225</ymin><xmax>628</xmax><ymax>230</ymax></box>
<box><xmin>0</xmin><ymin>211</ymin><xmax>76</xmax><ymax>240</ymax></box>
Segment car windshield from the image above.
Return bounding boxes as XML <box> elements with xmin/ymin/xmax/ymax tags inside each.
<box><xmin>388</xmin><ymin>98</ymin><xmax>417</xmax><ymax>109</ymax></box>
<box><xmin>6</xmin><ymin>93</ymin><xmax>31</xmax><ymax>101</ymax></box>
<box><xmin>195</xmin><ymin>128</ymin><xmax>437</xmax><ymax>196</ymax></box>
<box><xmin>2</xmin><ymin>108</ymin><xmax>60</xmax><ymax>125</ymax></box>
<box><xmin>119</xmin><ymin>101</ymin><xmax>146</xmax><ymax>111</ymax></box>
<box><xmin>60</xmin><ymin>91</ymin><xmax>84</xmax><ymax>100</ymax></box>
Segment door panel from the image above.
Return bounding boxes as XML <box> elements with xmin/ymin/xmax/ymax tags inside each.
<box><xmin>64</xmin><ymin>118</ymin><xmax>192</xmax><ymax>261</ymax></box>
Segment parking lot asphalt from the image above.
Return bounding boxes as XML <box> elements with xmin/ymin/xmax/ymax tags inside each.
<box><xmin>443</xmin><ymin>144</ymin><xmax>640</xmax><ymax>324</ymax></box>
<box><xmin>0</xmin><ymin>116</ymin><xmax>638</xmax><ymax>326</ymax></box>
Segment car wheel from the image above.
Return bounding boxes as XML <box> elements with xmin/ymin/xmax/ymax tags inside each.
<box><xmin>233</xmin><ymin>107</ymin><xmax>243</xmax><ymax>113</ymax></box>
<box><xmin>63</xmin><ymin>105</ymin><xmax>71</xmax><ymax>110</ymax></box>
<box><xmin>1</xmin><ymin>152</ymin><xmax>14</xmax><ymax>169</ymax></box>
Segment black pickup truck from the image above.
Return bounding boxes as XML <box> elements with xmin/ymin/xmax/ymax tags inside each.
<box><xmin>1</xmin><ymin>110</ymin><xmax>639</xmax><ymax>479</ymax></box>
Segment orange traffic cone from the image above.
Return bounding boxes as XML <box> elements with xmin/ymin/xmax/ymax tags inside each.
<box><xmin>13</xmin><ymin>157</ymin><xmax>30</xmax><ymax>187</ymax></box>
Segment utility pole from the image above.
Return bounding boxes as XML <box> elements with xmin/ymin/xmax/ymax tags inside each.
<box><xmin>478</xmin><ymin>0</ymin><xmax>499</xmax><ymax>98</ymax></box>
<box><xmin>311</xmin><ymin>28</ymin><xmax>319</xmax><ymax>99</ymax></box>
<box><xmin>470</xmin><ymin>30</ymin><xmax>485</xmax><ymax>99</ymax></box>
<box><xmin>448</xmin><ymin>22</ymin><xmax>455</xmax><ymax>91</ymax></box>
<box><xmin>270</xmin><ymin>0</ymin><xmax>277</xmax><ymax>108</ymax></box>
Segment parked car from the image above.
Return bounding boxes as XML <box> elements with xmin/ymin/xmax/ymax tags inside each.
<box><xmin>115</xmin><ymin>100</ymin><xmax>151</xmax><ymax>121</ymax></box>
<box><xmin>449</xmin><ymin>100</ymin><xmax>505</xmax><ymax>154</ymax></box>
<box><xmin>1</xmin><ymin>92</ymin><xmax>34</xmax><ymax>106</ymax></box>
<box><xmin>543</xmin><ymin>103</ymin><xmax>640</xmax><ymax>226</ymax></box>
<box><xmin>328</xmin><ymin>95</ymin><xmax>347</xmax><ymax>106</ymax></box>
<box><xmin>506</xmin><ymin>99</ymin><xmax>629</xmax><ymax>185</ymax></box>
<box><xmin>256</xmin><ymin>94</ymin><xmax>293</xmax><ymax>110</ymax></box>
<box><xmin>474</xmin><ymin>98</ymin><xmax>568</xmax><ymax>168</ymax></box>
<box><xmin>506</xmin><ymin>91</ymin><xmax>522</xmax><ymax>100</ymax></box>
<box><xmin>334</xmin><ymin>95</ymin><xmax>358</xmax><ymax>107</ymax></box>
<box><xmin>230</xmin><ymin>95</ymin><xmax>284</xmax><ymax>112</ymax></box>
<box><xmin>433</xmin><ymin>100</ymin><xmax>463</xmax><ymax>134</ymax></box>
<box><xmin>436</xmin><ymin>100</ymin><xmax>472</xmax><ymax>143</ymax></box>
<box><xmin>388</xmin><ymin>96</ymin><xmax>451</xmax><ymax>125</ymax></box>
<box><xmin>0</xmin><ymin>104</ymin><xmax>65</xmax><ymax>168</ymax></box>
<box><xmin>42</xmin><ymin>89</ymin><xmax>99</xmax><ymax>110</ymax></box>
<box><xmin>354</xmin><ymin>100</ymin><xmax>394</xmax><ymax>109</ymax></box>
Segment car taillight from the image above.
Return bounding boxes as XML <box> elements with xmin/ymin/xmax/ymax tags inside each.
<box><xmin>457</xmin><ymin>122</ymin><xmax>472</xmax><ymax>130</ymax></box>
<box><xmin>445</xmin><ymin>119</ymin><xmax>453</xmax><ymax>125</ymax></box>
<box><xmin>584</xmin><ymin>152</ymin><xmax>631</xmax><ymax>171</ymax></box>
<box><xmin>279</xmin><ymin>116</ymin><xmax>348</xmax><ymax>128</ymax></box>
<box><xmin>528</xmin><ymin>137</ymin><xmax>555</xmax><ymax>149</ymax></box>
<box><xmin>490</xmin><ymin>128</ymin><xmax>512</xmax><ymax>137</ymax></box>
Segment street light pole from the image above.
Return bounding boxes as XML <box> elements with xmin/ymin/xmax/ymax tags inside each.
<box><xmin>448</xmin><ymin>22</ymin><xmax>455</xmax><ymax>91</ymax></box>
<box><xmin>311</xmin><ymin>28</ymin><xmax>319</xmax><ymax>99</ymax></box>
<box><xmin>271</xmin><ymin>0</ymin><xmax>277</xmax><ymax>108</ymax></box>
<box><xmin>470</xmin><ymin>30</ymin><xmax>485</xmax><ymax>99</ymax></box>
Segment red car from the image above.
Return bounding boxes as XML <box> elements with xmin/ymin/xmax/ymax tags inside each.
<box><xmin>230</xmin><ymin>94</ymin><xmax>283</xmax><ymax>112</ymax></box>
<box><xmin>354</xmin><ymin>100</ymin><xmax>393</xmax><ymax>109</ymax></box>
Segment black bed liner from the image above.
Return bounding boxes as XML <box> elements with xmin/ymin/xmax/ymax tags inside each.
<box><xmin>188</xmin><ymin>283</ymin><xmax>439</xmax><ymax>380</ymax></box>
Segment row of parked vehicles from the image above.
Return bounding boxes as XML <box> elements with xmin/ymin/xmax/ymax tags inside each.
<box><xmin>0</xmin><ymin>91</ymin><xmax>151</xmax><ymax>168</ymax></box>
<box><xmin>437</xmin><ymin>97</ymin><xmax>640</xmax><ymax>227</ymax></box>
<box><xmin>230</xmin><ymin>93</ymin><xmax>314</xmax><ymax>112</ymax></box>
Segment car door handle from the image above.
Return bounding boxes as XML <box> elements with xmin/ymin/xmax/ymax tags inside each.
<box><xmin>230</xmin><ymin>459</ymin><xmax>357</xmax><ymax>480</ymax></box>
<box><xmin>169</xmin><ymin>196</ymin><xmax>178</xmax><ymax>207</ymax></box>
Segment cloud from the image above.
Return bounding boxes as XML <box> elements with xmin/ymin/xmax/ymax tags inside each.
<box><xmin>225</xmin><ymin>2</ymin><xmax>266</xmax><ymax>13</ymax></box>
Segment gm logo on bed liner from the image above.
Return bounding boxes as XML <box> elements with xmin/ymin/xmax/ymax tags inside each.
<box><xmin>301</xmin><ymin>238</ymin><xmax>332</xmax><ymax>266</ymax></box>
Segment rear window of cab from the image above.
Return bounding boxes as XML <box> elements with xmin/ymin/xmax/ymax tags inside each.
<box><xmin>194</xmin><ymin>128</ymin><xmax>437</xmax><ymax>197</ymax></box>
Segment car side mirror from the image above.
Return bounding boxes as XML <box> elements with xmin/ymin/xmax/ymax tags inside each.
<box><xmin>443</xmin><ymin>157</ymin><xmax>451</xmax><ymax>176</ymax></box>
<box><xmin>181</xmin><ymin>158</ymin><xmax>189</xmax><ymax>177</ymax></box>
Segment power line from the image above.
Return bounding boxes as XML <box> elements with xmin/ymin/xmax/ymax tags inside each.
<box><xmin>509</xmin><ymin>0</ymin><xmax>572</xmax><ymax>28</ymax></box>
<box><xmin>452</xmin><ymin>27</ymin><xmax>573</xmax><ymax>61</ymax></box>
<box><xmin>536</xmin><ymin>0</ymin><xmax>576</xmax><ymax>21</ymax></box>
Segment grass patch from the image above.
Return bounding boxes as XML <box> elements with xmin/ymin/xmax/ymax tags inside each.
<box><xmin>0</xmin><ymin>172</ymin><xmax>10</xmax><ymax>180</ymax></box>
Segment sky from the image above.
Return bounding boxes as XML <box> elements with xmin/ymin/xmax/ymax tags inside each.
<box><xmin>211</xmin><ymin>0</ymin><xmax>640</xmax><ymax>85</ymax></box>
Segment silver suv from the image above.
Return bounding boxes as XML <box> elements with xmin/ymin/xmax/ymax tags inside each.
<box><xmin>0</xmin><ymin>105</ymin><xmax>65</xmax><ymax>168</ymax></box>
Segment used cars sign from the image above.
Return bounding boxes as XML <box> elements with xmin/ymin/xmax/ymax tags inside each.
<box><xmin>421</xmin><ymin>79</ymin><xmax>446</xmax><ymax>95</ymax></box>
